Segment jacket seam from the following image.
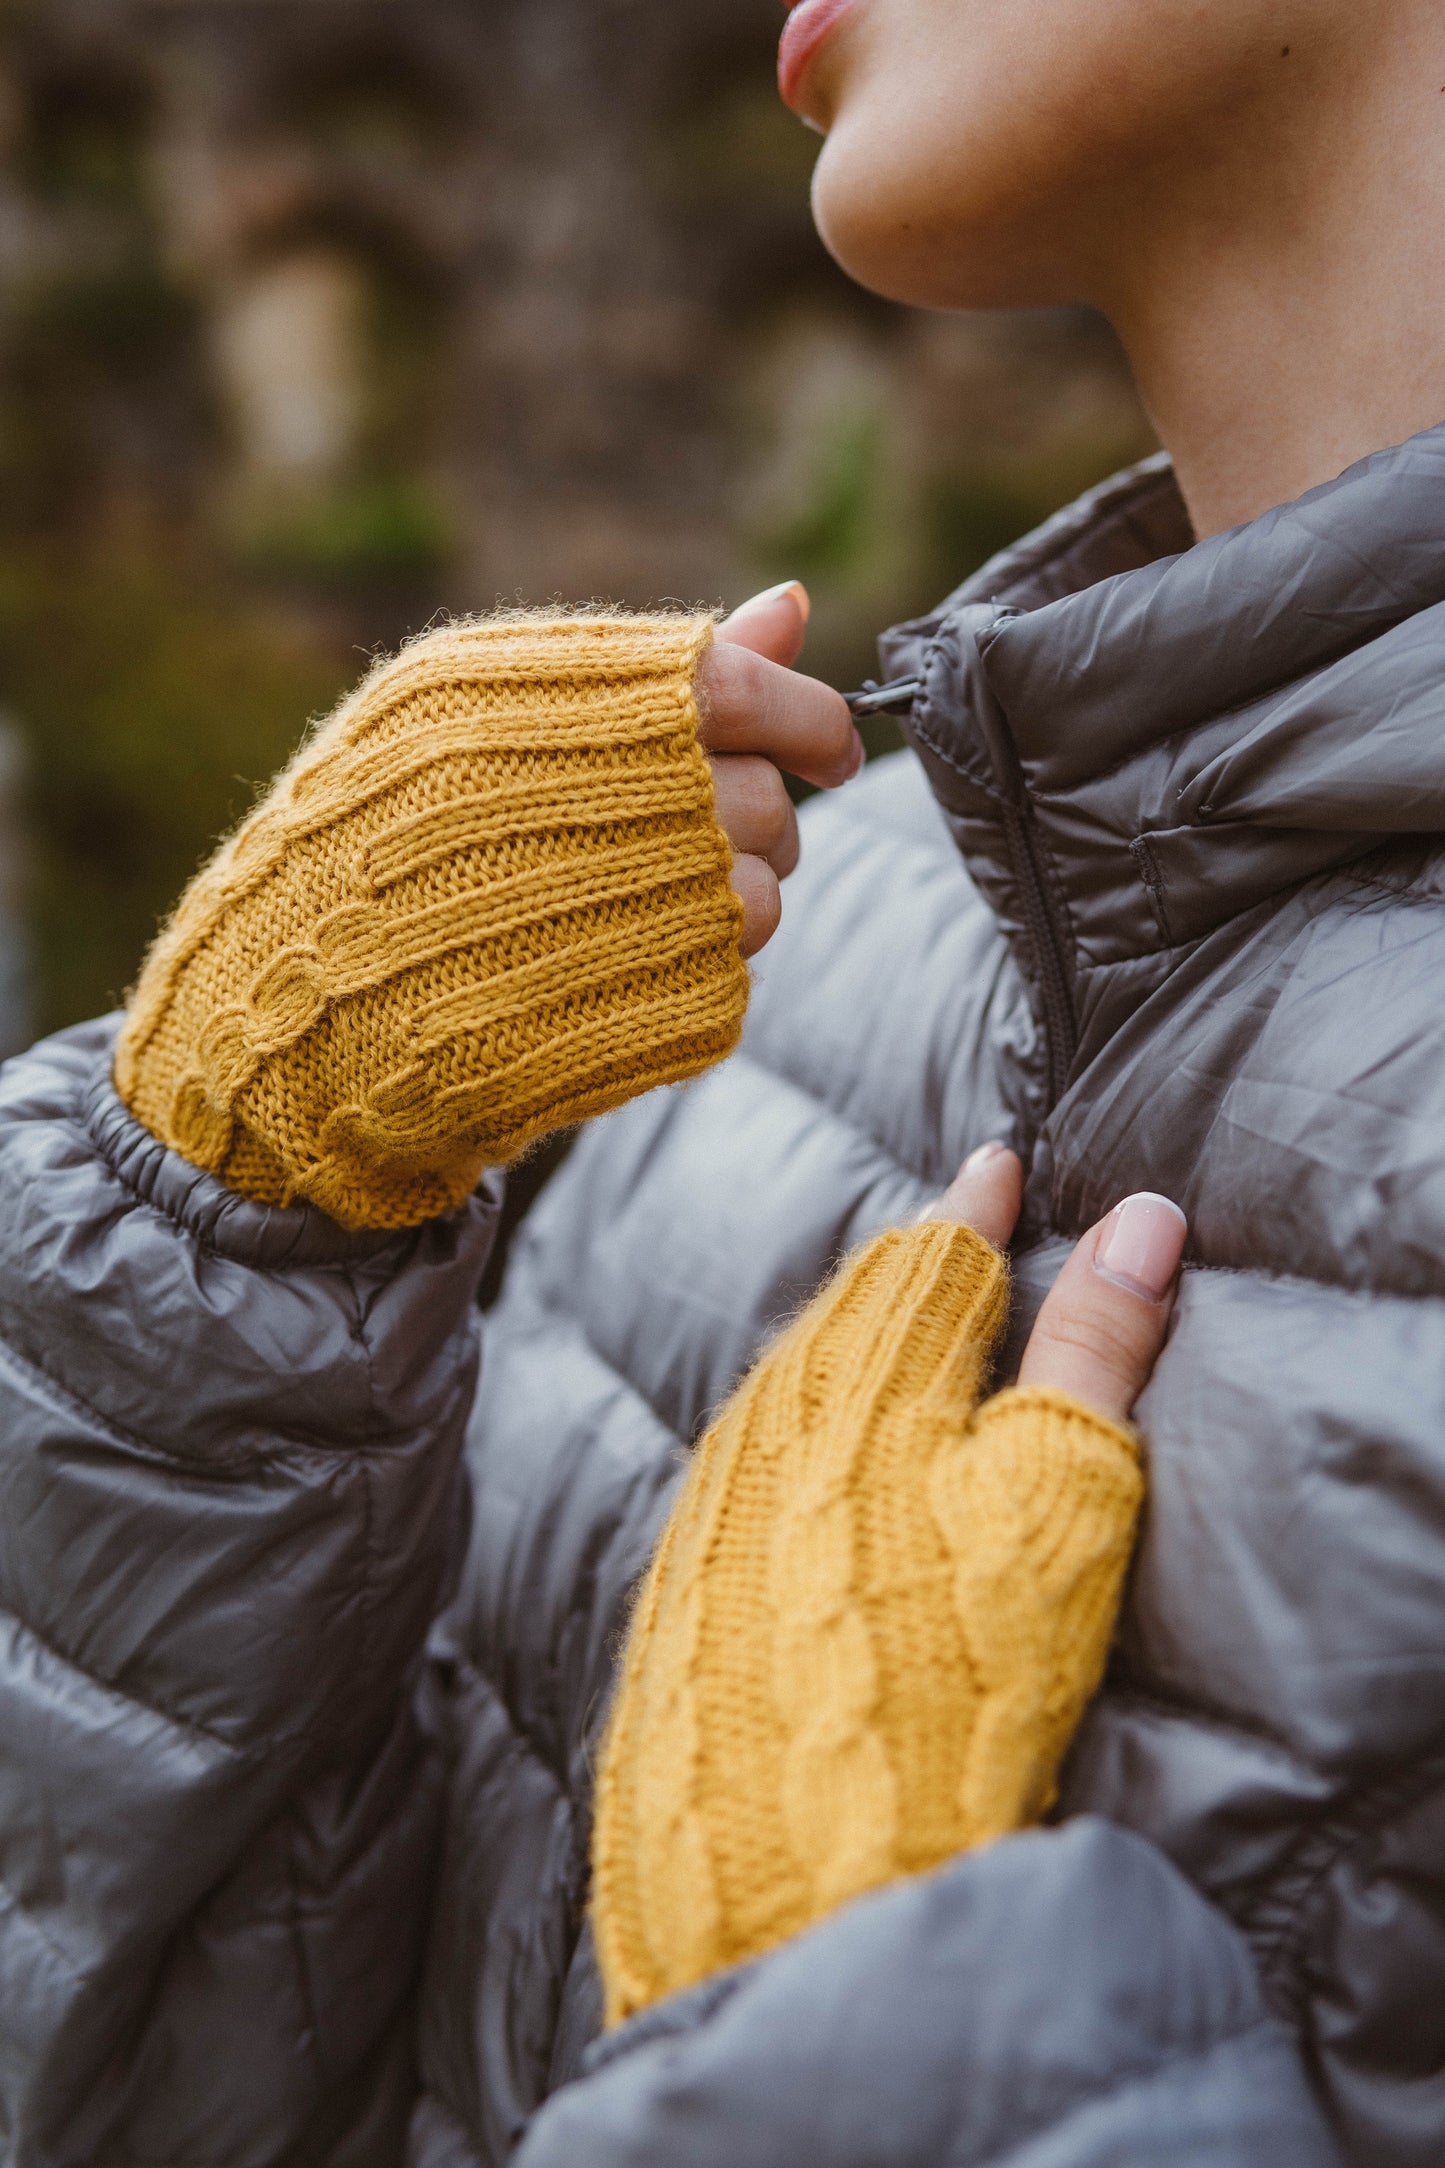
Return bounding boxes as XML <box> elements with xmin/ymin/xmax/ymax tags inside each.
<box><xmin>447</xmin><ymin>1642</ymin><xmax>576</xmax><ymax>1811</ymax></box>
<box><xmin>1127</xmin><ymin>834</ymin><xmax>1178</xmax><ymax>948</ymax></box>
<box><xmin>0</xmin><ymin>1596</ymin><xmax>252</xmax><ymax>1760</ymax></box>
<box><xmin>1014</xmin><ymin>595</ymin><xmax>1394</xmax><ymax>803</ymax></box>
<box><xmin>284</xmin><ymin>1812</ymin><xmax>327</xmax><ymax>2103</ymax></box>
<box><xmin>952</xmin><ymin>2012</ymin><xmax>1284</xmax><ymax>2168</ymax></box>
<box><xmin>1021</xmin><ymin>806</ymin><xmax>1085</xmax><ymax>1081</ymax></box>
<box><xmin>345</xmin><ymin>1258</ymin><xmax>381</xmax><ymax>1685</ymax></box>
<box><xmin>1154</xmin><ymin>1251</ymin><xmax>1445</xmax><ymax>1306</ymax></box>
<box><xmin>1093</xmin><ymin>1688</ymin><xmax>1445</xmax><ymax>2025</ymax></box>
<box><xmin>1337</xmin><ymin>864</ymin><xmax>1445</xmax><ymax>908</ymax></box>
<box><xmin>0</xmin><ymin>1305</ymin><xmax>383</xmax><ymax>1476</ymax></box>
<box><xmin>1089</xmin><ymin>1680</ymin><xmax>1317</xmax><ymax>1774</ymax></box>
<box><xmin>1023</xmin><ymin>696</ymin><xmax>1251</xmax><ymax>804</ymax></box>
<box><xmin>1108</xmin><ymin>834</ymin><xmax>1424</xmax><ymax>965</ymax></box>
<box><xmin>907</xmin><ymin>705</ymin><xmax>1000</xmax><ymax>798</ymax></box>
<box><xmin>729</xmin><ymin>1043</ymin><xmax>955</xmax><ymax>1197</ymax></box>
<box><xmin>0</xmin><ymin>1856</ymin><xmax>85</xmax><ymax>1987</ymax></box>
<box><xmin>1237</xmin><ymin>1741</ymin><xmax>1445</xmax><ymax>2020</ymax></box>
<box><xmin>952</xmin><ymin>459</ymin><xmax>1180</xmax><ymax>624</ymax></box>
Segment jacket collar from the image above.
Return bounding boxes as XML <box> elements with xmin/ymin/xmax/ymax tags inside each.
<box><xmin>886</xmin><ymin>422</ymin><xmax>1445</xmax><ymax>1085</ymax></box>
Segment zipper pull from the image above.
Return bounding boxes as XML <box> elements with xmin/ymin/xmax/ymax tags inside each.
<box><xmin>842</xmin><ymin>676</ymin><xmax>924</xmax><ymax>719</ymax></box>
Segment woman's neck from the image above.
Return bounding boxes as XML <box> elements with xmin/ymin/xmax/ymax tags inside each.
<box><xmin>1099</xmin><ymin>19</ymin><xmax>1445</xmax><ymax>539</ymax></box>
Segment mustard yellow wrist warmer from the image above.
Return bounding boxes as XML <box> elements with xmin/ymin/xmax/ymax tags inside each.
<box><xmin>592</xmin><ymin>1219</ymin><xmax>1144</xmax><ymax>2025</ymax></box>
<box><xmin>114</xmin><ymin>613</ymin><xmax>747</xmax><ymax>1230</ymax></box>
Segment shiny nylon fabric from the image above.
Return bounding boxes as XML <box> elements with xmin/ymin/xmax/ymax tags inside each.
<box><xmin>6</xmin><ymin>427</ymin><xmax>1445</xmax><ymax>2163</ymax></box>
<box><xmin>0</xmin><ymin>1024</ymin><xmax>499</xmax><ymax>2163</ymax></box>
<box><xmin>472</xmin><ymin>429</ymin><xmax>1445</xmax><ymax>2165</ymax></box>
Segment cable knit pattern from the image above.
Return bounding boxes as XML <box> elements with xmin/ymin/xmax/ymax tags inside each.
<box><xmin>114</xmin><ymin>613</ymin><xmax>747</xmax><ymax>1229</ymax></box>
<box><xmin>591</xmin><ymin>1219</ymin><xmax>1144</xmax><ymax>2026</ymax></box>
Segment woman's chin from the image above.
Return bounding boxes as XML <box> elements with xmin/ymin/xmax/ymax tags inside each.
<box><xmin>810</xmin><ymin>134</ymin><xmax>1074</xmax><ymax>312</ymax></box>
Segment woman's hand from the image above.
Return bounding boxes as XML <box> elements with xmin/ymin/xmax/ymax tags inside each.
<box><xmin>926</xmin><ymin>1143</ymin><xmax>1187</xmax><ymax>1423</ymax></box>
<box><xmin>697</xmin><ymin>581</ymin><xmax>862</xmax><ymax>957</ymax></box>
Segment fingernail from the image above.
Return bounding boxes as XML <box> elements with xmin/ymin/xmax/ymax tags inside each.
<box><xmin>846</xmin><ymin>728</ymin><xmax>865</xmax><ymax>779</ymax></box>
<box><xmin>740</xmin><ymin>578</ymin><xmax>809</xmax><ymax>623</ymax></box>
<box><xmin>964</xmin><ymin>1140</ymin><xmax>1010</xmax><ymax>1171</ymax></box>
<box><xmin>1095</xmin><ymin>1192</ymin><xmax>1187</xmax><ymax>1301</ymax></box>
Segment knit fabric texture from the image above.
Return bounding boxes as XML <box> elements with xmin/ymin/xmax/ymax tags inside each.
<box><xmin>115</xmin><ymin>613</ymin><xmax>748</xmax><ymax>1230</ymax></box>
<box><xmin>591</xmin><ymin>1218</ymin><xmax>1145</xmax><ymax>2026</ymax></box>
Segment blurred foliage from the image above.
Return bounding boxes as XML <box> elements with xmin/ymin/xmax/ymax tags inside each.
<box><xmin>232</xmin><ymin>475</ymin><xmax>453</xmax><ymax>588</ymax></box>
<box><xmin>17</xmin><ymin>56</ymin><xmax>151</xmax><ymax>206</ymax></box>
<box><xmin>658</xmin><ymin>77</ymin><xmax>821</xmax><ymax>206</ymax></box>
<box><xmin>736</xmin><ymin>306</ymin><xmax>1154</xmax><ymax>703</ymax></box>
<box><xmin>0</xmin><ymin>3</ymin><xmax>1153</xmax><ymax>1039</ymax></box>
<box><xmin>0</xmin><ymin>26</ymin><xmax>457</xmax><ymax>1030</ymax></box>
<box><xmin>0</xmin><ymin>541</ymin><xmax>347</xmax><ymax>1033</ymax></box>
<box><xmin>756</xmin><ymin>410</ymin><xmax>884</xmax><ymax>585</ymax></box>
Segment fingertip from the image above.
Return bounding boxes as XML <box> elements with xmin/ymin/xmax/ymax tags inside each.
<box><xmin>925</xmin><ymin>1139</ymin><xmax>1023</xmax><ymax>1248</ymax></box>
<box><xmin>717</xmin><ymin>581</ymin><xmax>810</xmax><ymax>663</ymax></box>
<box><xmin>815</xmin><ymin>700</ymin><xmax>865</xmax><ymax>790</ymax></box>
<box><xmin>843</xmin><ymin>725</ymin><xmax>866</xmax><ymax>782</ymax></box>
<box><xmin>731</xmin><ymin>853</ymin><xmax>782</xmax><ymax>958</ymax></box>
<box><xmin>1092</xmin><ymin>1192</ymin><xmax>1188</xmax><ymax>1304</ymax></box>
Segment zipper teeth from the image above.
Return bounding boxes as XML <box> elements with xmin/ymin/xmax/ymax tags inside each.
<box><xmin>1003</xmin><ymin>805</ymin><xmax>1077</xmax><ymax>1103</ymax></box>
<box><xmin>962</xmin><ymin>645</ymin><xmax>1079</xmax><ymax>1105</ymax></box>
<box><xmin>894</xmin><ymin>622</ymin><xmax>1078</xmax><ymax>1104</ymax></box>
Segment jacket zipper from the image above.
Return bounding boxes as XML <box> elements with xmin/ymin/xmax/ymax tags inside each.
<box><xmin>997</xmin><ymin>801</ymin><xmax>1078</xmax><ymax>1105</ymax></box>
<box><xmin>853</xmin><ymin>670</ymin><xmax>1079</xmax><ymax>1106</ymax></box>
<box><xmin>968</xmin><ymin>678</ymin><xmax>1079</xmax><ymax>1105</ymax></box>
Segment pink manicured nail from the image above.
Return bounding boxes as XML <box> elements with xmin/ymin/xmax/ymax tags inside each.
<box><xmin>740</xmin><ymin>578</ymin><xmax>810</xmax><ymax>623</ymax></box>
<box><xmin>1095</xmin><ymin>1193</ymin><xmax>1187</xmax><ymax>1301</ymax></box>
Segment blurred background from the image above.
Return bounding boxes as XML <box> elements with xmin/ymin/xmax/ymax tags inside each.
<box><xmin>0</xmin><ymin>0</ymin><xmax>1154</xmax><ymax>1044</ymax></box>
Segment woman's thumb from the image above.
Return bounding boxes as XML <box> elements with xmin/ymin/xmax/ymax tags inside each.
<box><xmin>1017</xmin><ymin>1194</ymin><xmax>1187</xmax><ymax>1424</ymax></box>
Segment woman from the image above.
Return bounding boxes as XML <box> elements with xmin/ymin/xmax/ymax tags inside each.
<box><xmin>6</xmin><ymin>1</ymin><xmax>1442</xmax><ymax>2162</ymax></box>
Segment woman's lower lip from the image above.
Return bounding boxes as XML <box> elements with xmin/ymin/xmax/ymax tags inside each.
<box><xmin>778</xmin><ymin>0</ymin><xmax>858</xmax><ymax>114</ymax></box>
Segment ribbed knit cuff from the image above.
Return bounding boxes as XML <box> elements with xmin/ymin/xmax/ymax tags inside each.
<box><xmin>115</xmin><ymin>613</ymin><xmax>748</xmax><ymax>1229</ymax></box>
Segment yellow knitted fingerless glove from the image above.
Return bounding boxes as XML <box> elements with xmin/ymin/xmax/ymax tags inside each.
<box><xmin>592</xmin><ymin>1219</ymin><xmax>1144</xmax><ymax>2025</ymax></box>
<box><xmin>115</xmin><ymin>613</ymin><xmax>748</xmax><ymax>1229</ymax></box>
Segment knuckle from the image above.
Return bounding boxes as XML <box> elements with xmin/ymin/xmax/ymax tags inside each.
<box><xmin>755</xmin><ymin>657</ymin><xmax>795</xmax><ymax>740</ymax></box>
<box><xmin>823</xmin><ymin>686</ymin><xmax>855</xmax><ymax>749</ymax></box>
<box><xmin>1036</xmin><ymin>1306</ymin><xmax>1147</xmax><ymax>1381</ymax></box>
<box><xmin>733</xmin><ymin>854</ymin><xmax>782</xmax><ymax>955</ymax></box>
<box><xmin>697</xmin><ymin>641</ymin><xmax>750</xmax><ymax>734</ymax></box>
<box><xmin>717</xmin><ymin>755</ymin><xmax>788</xmax><ymax>841</ymax></box>
<box><xmin>753</xmin><ymin>767</ymin><xmax>792</xmax><ymax>846</ymax></box>
<box><xmin>808</xmin><ymin>684</ymin><xmax>853</xmax><ymax>762</ymax></box>
<box><xmin>745</xmin><ymin>767</ymin><xmax>792</xmax><ymax>841</ymax></box>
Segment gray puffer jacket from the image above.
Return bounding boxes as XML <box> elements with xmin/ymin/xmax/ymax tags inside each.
<box><xmin>10</xmin><ymin>425</ymin><xmax>1445</xmax><ymax>2165</ymax></box>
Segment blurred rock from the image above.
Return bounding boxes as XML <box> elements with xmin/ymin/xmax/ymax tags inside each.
<box><xmin>0</xmin><ymin>0</ymin><xmax>1155</xmax><ymax>1026</ymax></box>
